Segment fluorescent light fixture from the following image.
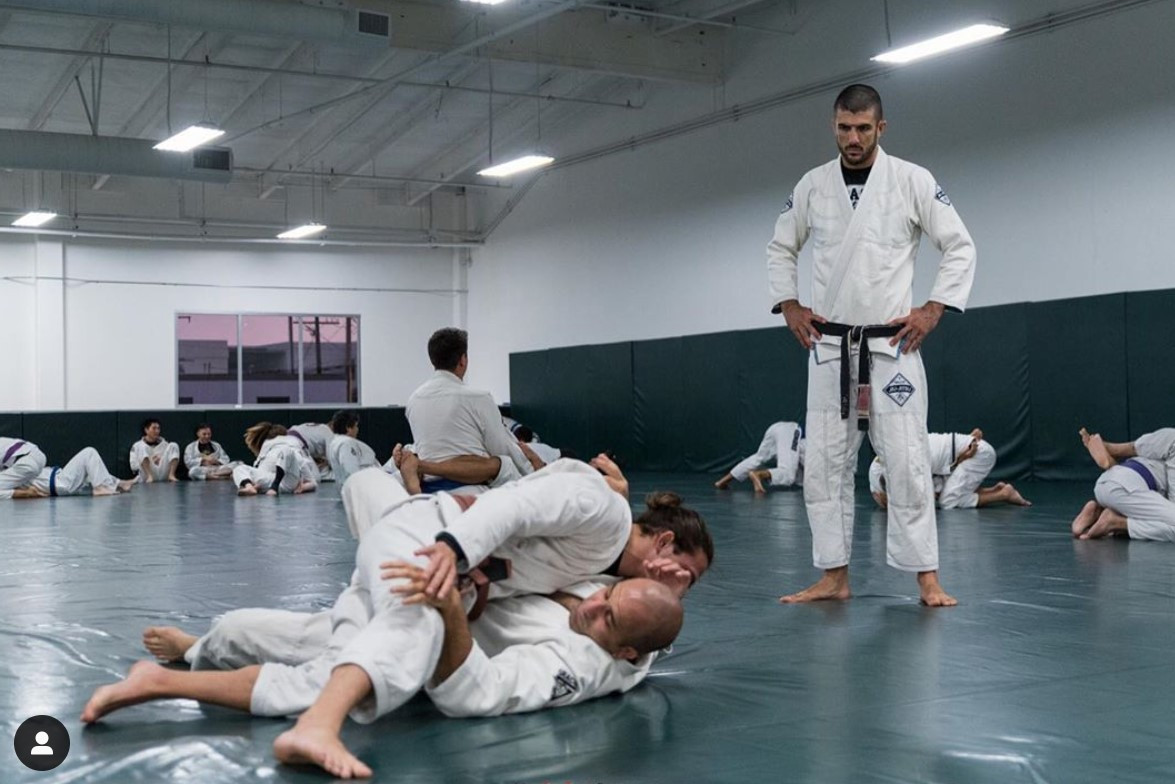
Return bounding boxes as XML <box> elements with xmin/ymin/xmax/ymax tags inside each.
<box><xmin>872</xmin><ymin>23</ymin><xmax>1009</xmax><ymax>64</ymax></box>
<box><xmin>462</xmin><ymin>0</ymin><xmax>510</xmax><ymax>5</ymax></box>
<box><xmin>12</xmin><ymin>210</ymin><xmax>58</xmax><ymax>227</ymax></box>
<box><xmin>153</xmin><ymin>124</ymin><xmax>226</xmax><ymax>152</ymax></box>
<box><xmin>277</xmin><ymin>223</ymin><xmax>327</xmax><ymax>240</ymax></box>
<box><xmin>477</xmin><ymin>155</ymin><xmax>555</xmax><ymax>178</ymax></box>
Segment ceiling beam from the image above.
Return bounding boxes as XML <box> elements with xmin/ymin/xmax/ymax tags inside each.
<box><xmin>26</xmin><ymin>22</ymin><xmax>113</xmax><ymax>130</ymax></box>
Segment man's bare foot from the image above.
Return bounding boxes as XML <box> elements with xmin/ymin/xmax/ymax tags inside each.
<box><xmin>1081</xmin><ymin>507</ymin><xmax>1129</xmax><ymax>539</ymax></box>
<box><xmin>391</xmin><ymin>443</ymin><xmax>404</xmax><ymax>470</ymax></box>
<box><xmin>998</xmin><ymin>483</ymin><xmax>1031</xmax><ymax>506</ymax></box>
<box><xmin>237</xmin><ymin>483</ymin><xmax>258</xmax><ymax>496</ymax></box>
<box><xmin>780</xmin><ymin>568</ymin><xmax>851</xmax><ymax>603</ymax></box>
<box><xmin>1080</xmin><ymin>428</ymin><xmax>1115</xmax><ymax>470</ymax></box>
<box><xmin>294</xmin><ymin>480</ymin><xmax>315</xmax><ymax>494</ymax></box>
<box><xmin>117</xmin><ymin>479</ymin><xmax>136</xmax><ymax>492</ymax></box>
<box><xmin>274</xmin><ymin>725</ymin><xmax>373</xmax><ymax>779</ymax></box>
<box><xmin>917</xmin><ymin>571</ymin><xmax>957</xmax><ymax>607</ymax></box>
<box><xmin>265</xmin><ymin>489</ymin><xmax>278</xmax><ymax>496</ymax></box>
<box><xmin>143</xmin><ymin>626</ymin><xmax>198</xmax><ymax>662</ymax></box>
<box><xmin>143</xmin><ymin>475</ymin><xmax>154</xmax><ymax>484</ymax></box>
<box><xmin>167</xmin><ymin>475</ymin><xmax>178</xmax><ymax>483</ymax></box>
<box><xmin>81</xmin><ymin>661</ymin><xmax>168</xmax><ymax>723</ymax></box>
<box><xmin>1072</xmin><ymin>500</ymin><xmax>1102</xmax><ymax>537</ymax></box>
<box><xmin>749</xmin><ymin>470</ymin><xmax>768</xmax><ymax>494</ymax></box>
<box><xmin>714</xmin><ymin>473</ymin><xmax>733</xmax><ymax>490</ymax></box>
<box><xmin>92</xmin><ymin>485</ymin><xmax>117</xmax><ymax>496</ymax></box>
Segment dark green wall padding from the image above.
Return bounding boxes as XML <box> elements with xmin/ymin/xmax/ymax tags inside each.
<box><xmin>2</xmin><ymin>408</ymin><xmax>415</xmax><ymax>479</ymax></box>
<box><xmin>510</xmin><ymin>289</ymin><xmax>1173</xmax><ymax>481</ymax></box>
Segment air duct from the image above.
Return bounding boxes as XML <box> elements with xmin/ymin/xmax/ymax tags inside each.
<box><xmin>0</xmin><ymin>129</ymin><xmax>232</xmax><ymax>182</ymax></box>
<box><xmin>0</xmin><ymin>0</ymin><xmax>390</xmax><ymax>47</ymax></box>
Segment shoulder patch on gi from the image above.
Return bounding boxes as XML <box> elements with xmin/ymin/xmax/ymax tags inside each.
<box><xmin>780</xmin><ymin>193</ymin><xmax>794</xmax><ymax>214</ymax></box>
<box><xmin>883</xmin><ymin>373</ymin><xmax>915</xmax><ymax>407</ymax></box>
<box><xmin>550</xmin><ymin>669</ymin><xmax>580</xmax><ymax>701</ymax></box>
<box><xmin>934</xmin><ymin>184</ymin><xmax>951</xmax><ymax>206</ymax></box>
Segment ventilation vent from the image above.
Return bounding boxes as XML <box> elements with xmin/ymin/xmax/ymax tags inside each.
<box><xmin>192</xmin><ymin>147</ymin><xmax>232</xmax><ymax>172</ymax></box>
<box><xmin>357</xmin><ymin>11</ymin><xmax>390</xmax><ymax>38</ymax></box>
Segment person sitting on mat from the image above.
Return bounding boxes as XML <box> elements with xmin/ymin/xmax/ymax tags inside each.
<box><xmin>1072</xmin><ymin>427</ymin><xmax>1175</xmax><ymax>541</ymax></box>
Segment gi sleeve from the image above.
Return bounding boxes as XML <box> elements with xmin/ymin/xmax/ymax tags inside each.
<box><xmin>426</xmin><ymin>641</ymin><xmax>589</xmax><ymax>717</ymax></box>
<box><xmin>183</xmin><ymin>442</ymin><xmax>202</xmax><ymax>472</ymax></box>
<box><xmin>912</xmin><ymin>168</ymin><xmax>976</xmax><ymax>313</ymax></box>
<box><xmin>766</xmin><ymin>175</ymin><xmax>812</xmax><ymax>311</ymax></box>
<box><xmin>474</xmin><ymin>394</ymin><xmax>534</xmax><ymax>476</ymax></box>
<box><xmin>214</xmin><ymin>443</ymin><xmax>232</xmax><ymax>465</ymax></box>
<box><xmin>441</xmin><ymin>469</ymin><xmax>624</xmax><ymax>569</ymax></box>
<box><xmin>1135</xmin><ymin>429</ymin><xmax>1175</xmax><ymax>462</ymax></box>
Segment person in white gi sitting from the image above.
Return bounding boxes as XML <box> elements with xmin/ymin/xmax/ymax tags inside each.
<box><xmin>183</xmin><ymin>423</ymin><xmax>239</xmax><ymax>481</ymax></box>
<box><xmin>1</xmin><ymin>447</ymin><xmax>135</xmax><ymax>499</ymax></box>
<box><xmin>868</xmin><ymin>428</ymin><xmax>1030</xmax><ymax>509</ymax></box>
<box><xmin>715</xmin><ymin>421</ymin><xmax>804</xmax><ymax>494</ymax></box>
<box><xmin>1072</xmin><ymin>427</ymin><xmax>1175</xmax><ymax>541</ymax></box>
<box><xmin>130</xmin><ymin>418</ymin><xmax>181</xmax><ymax>483</ymax></box>
<box><xmin>325</xmin><ymin>410</ymin><xmax>379</xmax><ymax>486</ymax></box>
<box><xmin>1</xmin><ymin>436</ymin><xmax>48</xmax><ymax>495</ymax></box>
<box><xmin>234</xmin><ymin>422</ymin><xmax>318</xmax><ymax>496</ymax></box>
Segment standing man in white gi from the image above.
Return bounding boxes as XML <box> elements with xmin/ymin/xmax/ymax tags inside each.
<box><xmin>767</xmin><ymin>84</ymin><xmax>976</xmax><ymax>606</ymax></box>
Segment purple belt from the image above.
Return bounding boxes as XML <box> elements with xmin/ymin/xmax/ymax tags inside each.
<box><xmin>1122</xmin><ymin>459</ymin><xmax>1158</xmax><ymax>492</ymax></box>
<box><xmin>288</xmin><ymin>429</ymin><xmax>310</xmax><ymax>450</ymax></box>
<box><xmin>2</xmin><ymin>440</ymin><xmax>28</xmax><ymax>466</ymax></box>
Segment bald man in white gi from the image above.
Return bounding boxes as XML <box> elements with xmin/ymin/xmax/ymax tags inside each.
<box><xmin>1073</xmin><ymin>427</ymin><xmax>1175</xmax><ymax>541</ymax></box>
<box><xmin>1</xmin><ymin>436</ymin><xmax>47</xmax><ymax>494</ymax></box>
<box><xmin>407</xmin><ymin>327</ymin><xmax>537</xmax><ymax>491</ymax></box>
<box><xmin>715</xmin><ymin>421</ymin><xmax>805</xmax><ymax>493</ymax></box>
<box><xmin>183</xmin><ymin>424</ymin><xmax>239</xmax><ymax>480</ymax></box>
<box><xmin>767</xmin><ymin>84</ymin><xmax>975</xmax><ymax>606</ymax></box>
<box><xmin>1</xmin><ymin>447</ymin><xmax>135</xmax><ymax>499</ymax></box>
<box><xmin>869</xmin><ymin>429</ymin><xmax>1030</xmax><ymax>509</ymax></box>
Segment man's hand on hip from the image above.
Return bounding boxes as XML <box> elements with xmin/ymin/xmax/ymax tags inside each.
<box><xmin>888</xmin><ymin>301</ymin><xmax>945</xmax><ymax>354</ymax></box>
<box><xmin>780</xmin><ymin>300</ymin><xmax>826</xmax><ymax>350</ymax></box>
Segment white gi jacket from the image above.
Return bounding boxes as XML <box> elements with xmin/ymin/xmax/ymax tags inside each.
<box><xmin>183</xmin><ymin>440</ymin><xmax>233</xmax><ymax>472</ymax></box>
<box><xmin>1135</xmin><ymin>429</ymin><xmax>1175</xmax><ymax>499</ymax></box>
<box><xmin>0</xmin><ymin>437</ymin><xmax>47</xmax><ymax>491</ymax></box>
<box><xmin>287</xmin><ymin>423</ymin><xmax>333</xmax><ymax>460</ymax></box>
<box><xmin>439</xmin><ymin>459</ymin><xmax>632</xmax><ymax>599</ymax></box>
<box><xmin>326</xmin><ymin>434</ymin><xmax>379</xmax><ymax>486</ymax></box>
<box><xmin>407</xmin><ymin>370</ymin><xmax>534</xmax><ymax>478</ymax></box>
<box><xmin>427</xmin><ymin>580</ymin><xmax>653</xmax><ymax>717</ymax></box>
<box><xmin>767</xmin><ymin>147</ymin><xmax>975</xmax><ymax>345</ymax></box>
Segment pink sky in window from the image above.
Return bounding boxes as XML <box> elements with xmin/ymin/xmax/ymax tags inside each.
<box><xmin>178</xmin><ymin>314</ymin><xmax>357</xmax><ymax>346</ymax></box>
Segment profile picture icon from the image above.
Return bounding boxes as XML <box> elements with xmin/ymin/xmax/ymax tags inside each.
<box><xmin>14</xmin><ymin>715</ymin><xmax>70</xmax><ymax>771</ymax></box>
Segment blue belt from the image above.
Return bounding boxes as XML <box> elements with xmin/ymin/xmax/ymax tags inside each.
<box><xmin>421</xmin><ymin>477</ymin><xmax>466</xmax><ymax>493</ymax></box>
<box><xmin>48</xmin><ymin>467</ymin><xmax>61</xmax><ymax>497</ymax></box>
<box><xmin>1122</xmin><ymin>459</ymin><xmax>1158</xmax><ymax>492</ymax></box>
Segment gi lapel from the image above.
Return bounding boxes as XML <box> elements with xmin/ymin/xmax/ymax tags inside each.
<box><xmin>819</xmin><ymin>148</ymin><xmax>890</xmax><ymax>317</ymax></box>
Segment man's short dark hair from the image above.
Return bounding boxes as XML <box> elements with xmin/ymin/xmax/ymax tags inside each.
<box><xmin>194</xmin><ymin>423</ymin><xmax>212</xmax><ymax>437</ymax></box>
<box><xmin>141</xmin><ymin>417</ymin><xmax>161</xmax><ymax>435</ymax></box>
<box><xmin>514</xmin><ymin>425</ymin><xmax>534</xmax><ymax>443</ymax></box>
<box><xmin>428</xmin><ymin>328</ymin><xmax>468</xmax><ymax>372</ymax></box>
<box><xmin>834</xmin><ymin>84</ymin><xmax>883</xmax><ymax>120</ymax></box>
<box><xmin>330</xmin><ymin>409</ymin><xmax>360</xmax><ymax>434</ymax></box>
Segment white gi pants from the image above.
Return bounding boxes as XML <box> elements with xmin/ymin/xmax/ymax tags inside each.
<box><xmin>32</xmin><ymin>447</ymin><xmax>119</xmax><ymax>496</ymax></box>
<box><xmin>0</xmin><ymin>444</ymin><xmax>47</xmax><ymax>491</ymax></box>
<box><xmin>730</xmin><ymin>422</ymin><xmax>803</xmax><ymax>486</ymax></box>
<box><xmin>189</xmin><ymin>463</ymin><xmax>238</xmax><ymax>481</ymax></box>
<box><xmin>135</xmin><ymin>442</ymin><xmax>180</xmax><ymax>482</ymax></box>
<box><xmin>804</xmin><ymin>346</ymin><xmax>937</xmax><ymax>572</ymax></box>
<box><xmin>250</xmin><ymin>470</ymin><xmax>445</xmax><ymax>721</ymax></box>
<box><xmin>936</xmin><ymin>441</ymin><xmax>996</xmax><ymax>509</ymax></box>
<box><xmin>1094</xmin><ymin>466</ymin><xmax>1175</xmax><ymax>542</ymax></box>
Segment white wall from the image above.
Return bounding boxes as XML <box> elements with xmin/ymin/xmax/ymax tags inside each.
<box><xmin>2</xmin><ymin>237</ymin><xmax>461</xmax><ymax>411</ymax></box>
<box><xmin>468</xmin><ymin>1</ymin><xmax>1175</xmax><ymax>400</ymax></box>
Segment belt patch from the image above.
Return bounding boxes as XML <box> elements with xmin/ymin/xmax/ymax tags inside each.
<box><xmin>780</xmin><ymin>193</ymin><xmax>794</xmax><ymax>214</ymax></box>
<box><xmin>550</xmin><ymin>669</ymin><xmax>580</xmax><ymax>701</ymax></box>
<box><xmin>883</xmin><ymin>373</ymin><xmax>915</xmax><ymax>407</ymax></box>
<box><xmin>935</xmin><ymin>184</ymin><xmax>952</xmax><ymax>206</ymax></box>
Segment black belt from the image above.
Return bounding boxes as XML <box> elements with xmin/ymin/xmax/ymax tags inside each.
<box><xmin>819</xmin><ymin>322</ymin><xmax>901</xmax><ymax>431</ymax></box>
<box><xmin>49</xmin><ymin>467</ymin><xmax>60</xmax><ymax>497</ymax></box>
